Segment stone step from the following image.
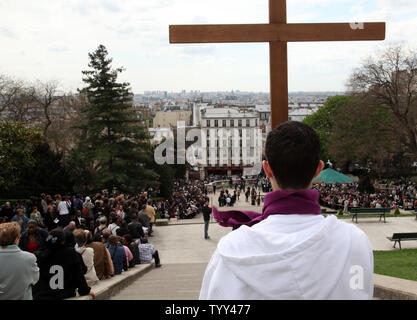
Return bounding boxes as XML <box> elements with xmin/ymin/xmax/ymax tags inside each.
<box><xmin>111</xmin><ymin>263</ymin><xmax>207</xmax><ymax>300</ymax></box>
<box><xmin>67</xmin><ymin>263</ymin><xmax>153</xmax><ymax>300</ymax></box>
<box><xmin>374</xmin><ymin>274</ymin><xmax>417</xmax><ymax>300</ymax></box>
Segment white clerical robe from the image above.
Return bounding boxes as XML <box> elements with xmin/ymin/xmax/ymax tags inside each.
<box><xmin>199</xmin><ymin>214</ymin><xmax>374</xmax><ymax>300</ymax></box>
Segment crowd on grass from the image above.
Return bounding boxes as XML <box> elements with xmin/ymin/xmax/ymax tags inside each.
<box><xmin>314</xmin><ymin>180</ymin><xmax>417</xmax><ymax>212</ymax></box>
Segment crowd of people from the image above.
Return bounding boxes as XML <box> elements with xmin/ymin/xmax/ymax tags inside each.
<box><xmin>2</xmin><ymin>172</ymin><xmax>415</xmax><ymax>300</ymax></box>
<box><xmin>0</xmin><ymin>189</ymin><xmax>166</xmax><ymax>300</ymax></box>
<box><xmin>215</xmin><ymin>176</ymin><xmax>271</xmax><ymax>207</ymax></box>
<box><xmin>314</xmin><ymin>180</ymin><xmax>417</xmax><ymax>211</ymax></box>
<box><xmin>0</xmin><ymin>178</ymin><xmax>218</xmax><ymax>300</ymax></box>
<box><xmin>159</xmin><ymin>180</ymin><xmax>210</xmax><ymax>220</ymax></box>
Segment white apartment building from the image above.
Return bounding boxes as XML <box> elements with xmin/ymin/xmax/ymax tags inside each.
<box><xmin>200</xmin><ymin>107</ymin><xmax>262</xmax><ymax>177</ymax></box>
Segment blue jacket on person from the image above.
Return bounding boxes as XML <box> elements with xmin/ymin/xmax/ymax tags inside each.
<box><xmin>108</xmin><ymin>244</ymin><xmax>127</xmax><ymax>275</ymax></box>
<box><xmin>11</xmin><ymin>214</ymin><xmax>30</xmax><ymax>233</ymax></box>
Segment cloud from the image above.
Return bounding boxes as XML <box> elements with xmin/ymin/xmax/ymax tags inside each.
<box><xmin>48</xmin><ymin>43</ymin><xmax>70</xmax><ymax>53</ymax></box>
<box><xmin>68</xmin><ymin>0</ymin><xmax>122</xmax><ymax>16</ymax></box>
<box><xmin>0</xmin><ymin>27</ymin><xmax>18</xmax><ymax>39</ymax></box>
<box><xmin>378</xmin><ymin>0</ymin><xmax>417</xmax><ymax>9</ymax></box>
<box><xmin>1</xmin><ymin>0</ymin><xmax>417</xmax><ymax>93</ymax></box>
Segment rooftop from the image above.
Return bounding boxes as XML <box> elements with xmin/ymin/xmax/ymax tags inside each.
<box><xmin>201</xmin><ymin>107</ymin><xmax>258</xmax><ymax>119</ymax></box>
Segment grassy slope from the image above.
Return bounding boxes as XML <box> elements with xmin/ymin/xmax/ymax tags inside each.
<box><xmin>374</xmin><ymin>249</ymin><xmax>417</xmax><ymax>282</ymax></box>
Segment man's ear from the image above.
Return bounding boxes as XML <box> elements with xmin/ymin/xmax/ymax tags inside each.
<box><xmin>313</xmin><ymin>160</ymin><xmax>325</xmax><ymax>179</ymax></box>
<box><xmin>263</xmin><ymin>160</ymin><xmax>274</xmax><ymax>179</ymax></box>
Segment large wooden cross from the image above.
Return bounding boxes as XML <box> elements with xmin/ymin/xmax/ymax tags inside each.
<box><xmin>169</xmin><ymin>0</ymin><xmax>385</xmax><ymax>129</ymax></box>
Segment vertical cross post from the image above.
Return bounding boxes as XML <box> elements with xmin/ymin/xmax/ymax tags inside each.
<box><xmin>269</xmin><ymin>0</ymin><xmax>288</xmax><ymax>129</ymax></box>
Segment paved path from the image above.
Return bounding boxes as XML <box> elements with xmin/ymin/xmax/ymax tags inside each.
<box><xmin>111</xmin><ymin>189</ymin><xmax>417</xmax><ymax>300</ymax></box>
<box><xmin>112</xmin><ymin>263</ymin><xmax>207</xmax><ymax>300</ymax></box>
<box><xmin>111</xmin><ymin>215</ymin><xmax>231</xmax><ymax>300</ymax></box>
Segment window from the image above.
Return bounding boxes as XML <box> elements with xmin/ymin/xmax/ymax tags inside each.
<box><xmin>207</xmin><ymin>120</ymin><xmax>210</xmax><ymax>127</ymax></box>
<box><xmin>255</xmin><ymin>119</ymin><xmax>258</xmax><ymax>126</ymax></box>
<box><xmin>246</xmin><ymin>119</ymin><xmax>250</xmax><ymax>127</ymax></box>
<box><xmin>239</xmin><ymin>129</ymin><xmax>242</xmax><ymax>137</ymax></box>
<box><xmin>231</xmin><ymin>120</ymin><xmax>234</xmax><ymax>127</ymax></box>
<box><xmin>238</xmin><ymin>120</ymin><xmax>242</xmax><ymax>127</ymax></box>
<box><xmin>223</xmin><ymin>120</ymin><xmax>226</xmax><ymax>127</ymax></box>
<box><xmin>215</xmin><ymin>120</ymin><xmax>218</xmax><ymax>127</ymax></box>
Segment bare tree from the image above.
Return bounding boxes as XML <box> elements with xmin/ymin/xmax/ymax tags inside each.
<box><xmin>44</xmin><ymin>92</ymin><xmax>89</xmax><ymax>154</ymax></box>
<box><xmin>0</xmin><ymin>74</ymin><xmax>88</xmax><ymax>154</ymax></box>
<box><xmin>348</xmin><ymin>45</ymin><xmax>417</xmax><ymax>159</ymax></box>
<box><xmin>0</xmin><ymin>75</ymin><xmax>38</xmax><ymax>121</ymax></box>
<box><xmin>33</xmin><ymin>80</ymin><xmax>62</xmax><ymax>135</ymax></box>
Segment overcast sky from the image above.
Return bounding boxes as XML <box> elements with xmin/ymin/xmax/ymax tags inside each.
<box><xmin>1</xmin><ymin>0</ymin><xmax>416</xmax><ymax>94</ymax></box>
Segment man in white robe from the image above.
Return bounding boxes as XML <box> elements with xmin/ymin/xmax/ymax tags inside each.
<box><xmin>199</xmin><ymin>121</ymin><xmax>374</xmax><ymax>300</ymax></box>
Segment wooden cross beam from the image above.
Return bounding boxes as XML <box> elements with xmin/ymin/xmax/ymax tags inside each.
<box><xmin>169</xmin><ymin>0</ymin><xmax>386</xmax><ymax>129</ymax></box>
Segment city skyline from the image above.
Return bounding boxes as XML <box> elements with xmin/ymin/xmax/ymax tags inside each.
<box><xmin>1</xmin><ymin>0</ymin><xmax>416</xmax><ymax>94</ymax></box>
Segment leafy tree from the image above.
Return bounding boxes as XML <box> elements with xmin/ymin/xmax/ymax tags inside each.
<box><xmin>154</xmin><ymin>163</ymin><xmax>174</xmax><ymax>200</ymax></box>
<box><xmin>65</xmin><ymin>145</ymin><xmax>96</xmax><ymax>194</ymax></box>
<box><xmin>328</xmin><ymin>95</ymin><xmax>396</xmax><ymax>172</ymax></box>
<box><xmin>18</xmin><ymin>142</ymin><xmax>73</xmax><ymax>198</ymax></box>
<box><xmin>0</xmin><ymin>122</ymin><xmax>72</xmax><ymax>198</ymax></box>
<box><xmin>77</xmin><ymin>45</ymin><xmax>158</xmax><ymax>193</ymax></box>
<box><xmin>0</xmin><ymin>121</ymin><xmax>43</xmax><ymax>195</ymax></box>
<box><xmin>303</xmin><ymin>95</ymin><xmax>352</xmax><ymax>161</ymax></box>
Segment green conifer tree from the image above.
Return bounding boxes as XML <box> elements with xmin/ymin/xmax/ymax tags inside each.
<box><xmin>77</xmin><ymin>45</ymin><xmax>158</xmax><ymax>193</ymax></box>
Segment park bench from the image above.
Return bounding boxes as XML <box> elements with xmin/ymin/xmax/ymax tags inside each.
<box><xmin>387</xmin><ymin>233</ymin><xmax>417</xmax><ymax>249</ymax></box>
<box><xmin>349</xmin><ymin>207</ymin><xmax>391</xmax><ymax>223</ymax></box>
<box><xmin>155</xmin><ymin>218</ymin><xmax>169</xmax><ymax>226</ymax></box>
<box><xmin>321</xmin><ymin>208</ymin><xmax>338</xmax><ymax>215</ymax></box>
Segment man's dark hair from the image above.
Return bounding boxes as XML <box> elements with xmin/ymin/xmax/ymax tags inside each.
<box><xmin>264</xmin><ymin>121</ymin><xmax>321</xmax><ymax>190</ymax></box>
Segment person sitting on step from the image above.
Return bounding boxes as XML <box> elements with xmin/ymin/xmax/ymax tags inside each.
<box><xmin>138</xmin><ymin>237</ymin><xmax>161</xmax><ymax>268</ymax></box>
